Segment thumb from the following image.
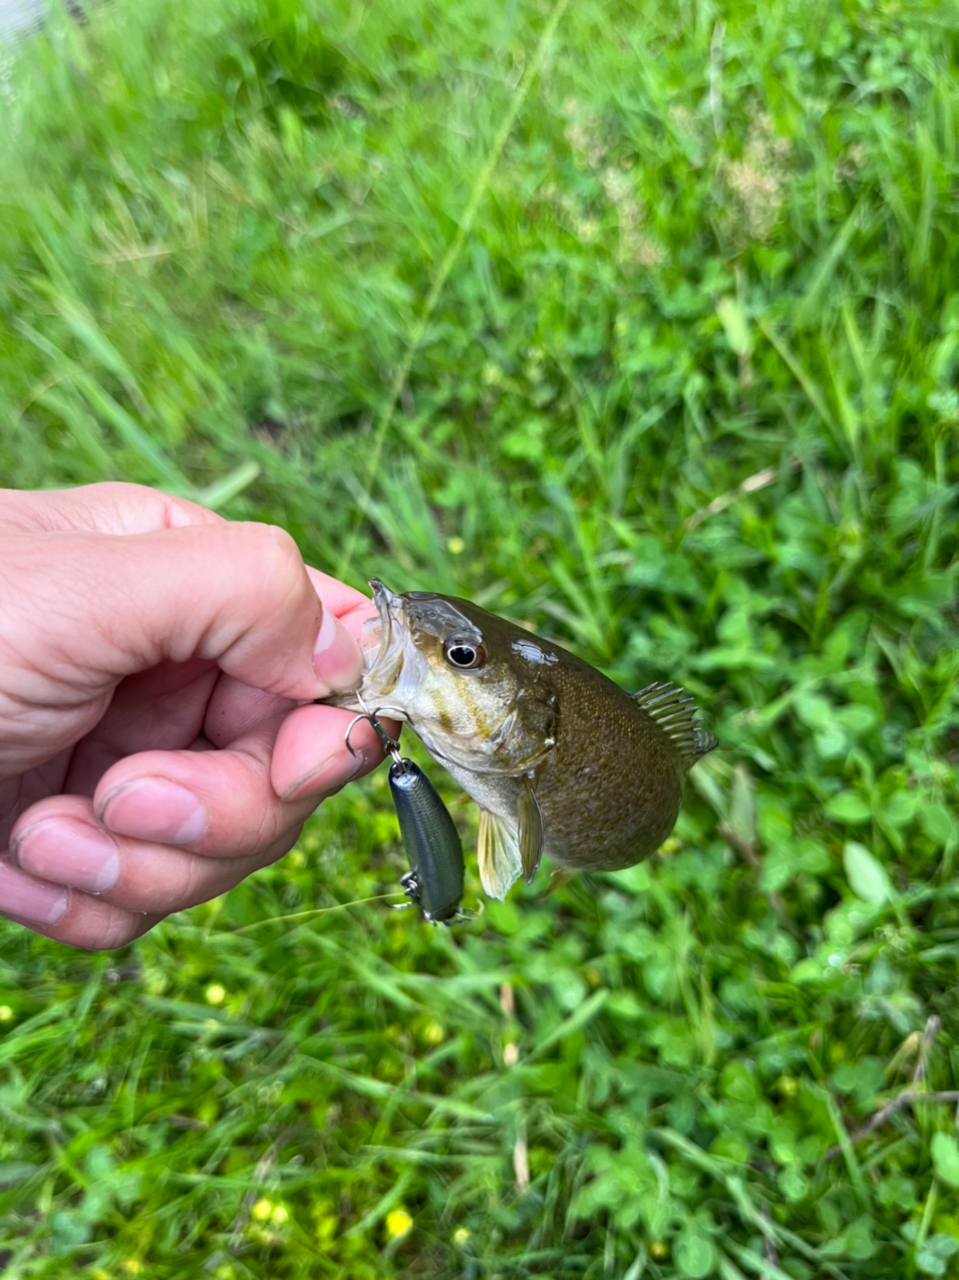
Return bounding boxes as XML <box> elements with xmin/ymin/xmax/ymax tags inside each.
<box><xmin>3</xmin><ymin>522</ymin><xmax>363</xmax><ymax>705</ymax></box>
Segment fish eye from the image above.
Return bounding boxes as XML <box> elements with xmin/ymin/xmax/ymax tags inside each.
<box><xmin>444</xmin><ymin>641</ymin><xmax>486</xmax><ymax>670</ymax></box>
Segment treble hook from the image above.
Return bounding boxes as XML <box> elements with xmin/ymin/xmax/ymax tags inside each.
<box><xmin>344</xmin><ymin>711</ymin><xmax>402</xmax><ymax>764</ymax></box>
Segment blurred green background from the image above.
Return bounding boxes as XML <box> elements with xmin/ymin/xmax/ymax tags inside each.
<box><xmin>1</xmin><ymin>0</ymin><xmax>958</xmax><ymax>1276</ymax></box>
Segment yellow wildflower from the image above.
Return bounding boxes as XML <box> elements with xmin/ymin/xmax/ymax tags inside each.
<box><xmin>386</xmin><ymin>1208</ymin><xmax>413</xmax><ymax>1239</ymax></box>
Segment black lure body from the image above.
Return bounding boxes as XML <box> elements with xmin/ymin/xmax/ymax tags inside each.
<box><xmin>388</xmin><ymin>756</ymin><xmax>465</xmax><ymax>924</ymax></box>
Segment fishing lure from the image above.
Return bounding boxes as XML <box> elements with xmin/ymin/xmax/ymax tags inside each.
<box><xmin>345</xmin><ymin>712</ymin><xmax>468</xmax><ymax>925</ymax></box>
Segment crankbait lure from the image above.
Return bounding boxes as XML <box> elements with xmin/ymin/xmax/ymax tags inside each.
<box><xmin>345</xmin><ymin>712</ymin><xmax>467</xmax><ymax>925</ymax></box>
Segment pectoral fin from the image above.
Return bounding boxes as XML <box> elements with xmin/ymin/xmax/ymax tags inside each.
<box><xmin>518</xmin><ymin>777</ymin><xmax>544</xmax><ymax>885</ymax></box>
<box><xmin>477</xmin><ymin>808</ymin><xmax>524</xmax><ymax>901</ymax></box>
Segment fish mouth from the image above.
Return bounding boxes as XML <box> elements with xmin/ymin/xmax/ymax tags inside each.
<box><xmin>367</xmin><ymin>579</ymin><xmax>394</xmax><ymax>653</ymax></box>
<box><xmin>356</xmin><ymin>579</ymin><xmax>408</xmax><ymax>712</ymax></box>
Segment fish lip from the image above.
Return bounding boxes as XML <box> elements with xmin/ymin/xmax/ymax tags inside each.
<box><xmin>367</xmin><ymin>579</ymin><xmax>395</xmax><ymax>660</ymax></box>
<box><xmin>358</xmin><ymin>578</ymin><xmax>409</xmax><ymax>699</ymax></box>
<box><xmin>368</xmin><ymin>578</ymin><xmax>393</xmax><ymax>609</ymax></box>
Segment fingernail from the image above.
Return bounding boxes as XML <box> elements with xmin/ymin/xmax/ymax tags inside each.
<box><xmin>0</xmin><ymin>858</ymin><xmax>69</xmax><ymax>924</ymax></box>
<box><xmin>99</xmin><ymin>780</ymin><xmax>208</xmax><ymax>846</ymax></box>
<box><xmin>280</xmin><ymin>750</ymin><xmax>366</xmax><ymax>802</ymax></box>
<box><xmin>313</xmin><ymin>608</ymin><xmax>364</xmax><ymax>694</ymax></box>
<box><xmin>12</xmin><ymin>820</ymin><xmax>120</xmax><ymax>894</ymax></box>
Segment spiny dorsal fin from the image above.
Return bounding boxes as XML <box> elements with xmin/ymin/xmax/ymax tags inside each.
<box><xmin>632</xmin><ymin>682</ymin><xmax>718</xmax><ymax>766</ymax></box>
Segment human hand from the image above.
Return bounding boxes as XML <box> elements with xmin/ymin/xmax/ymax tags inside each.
<box><xmin>0</xmin><ymin>483</ymin><xmax>386</xmax><ymax>949</ymax></box>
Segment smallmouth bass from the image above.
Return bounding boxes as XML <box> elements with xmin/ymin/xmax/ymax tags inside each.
<box><xmin>330</xmin><ymin>581</ymin><xmax>717</xmax><ymax>900</ymax></box>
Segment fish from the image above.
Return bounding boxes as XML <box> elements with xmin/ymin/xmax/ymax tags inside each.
<box><xmin>328</xmin><ymin>580</ymin><xmax>717</xmax><ymax>900</ymax></box>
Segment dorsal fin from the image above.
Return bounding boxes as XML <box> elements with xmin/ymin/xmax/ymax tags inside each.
<box><xmin>632</xmin><ymin>682</ymin><xmax>718</xmax><ymax>766</ymax></box>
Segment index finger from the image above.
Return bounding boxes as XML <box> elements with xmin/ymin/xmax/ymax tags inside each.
<box><xmin>0</xmin><ymin>481</ymin><xmax>222</xmax><ymax>534</ymax></box>
<box><xmin>4</xmin><ymin>523</ymin><xmax>364</xmax><ymax>709</ymax></box>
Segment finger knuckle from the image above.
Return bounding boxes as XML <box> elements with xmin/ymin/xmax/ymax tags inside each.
<box><xmin>176</xmin><ymin>856</ymin><xmax>213</xmax><ymax>911</ymax></box>
<box><xmin>84</xmin><ymin>904</ymin><xmax>150</xmax><ymax>951</ymax></box>
<box><xmin>240</xmin><ymin>524</ymin><xmax>308</xmax><ymax>610</ymax></box>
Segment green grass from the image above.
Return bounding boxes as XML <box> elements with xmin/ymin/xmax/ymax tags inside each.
<box><xmin>1</xmin><ymin>0</ymin><xmax>958</xmax><ymax>1275</ymax></box>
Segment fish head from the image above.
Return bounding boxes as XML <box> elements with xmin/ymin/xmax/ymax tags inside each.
<box><xmin>353</xmin><ymin>581</ymin><xmax>556</xmax><ymax>778</ymax></box>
